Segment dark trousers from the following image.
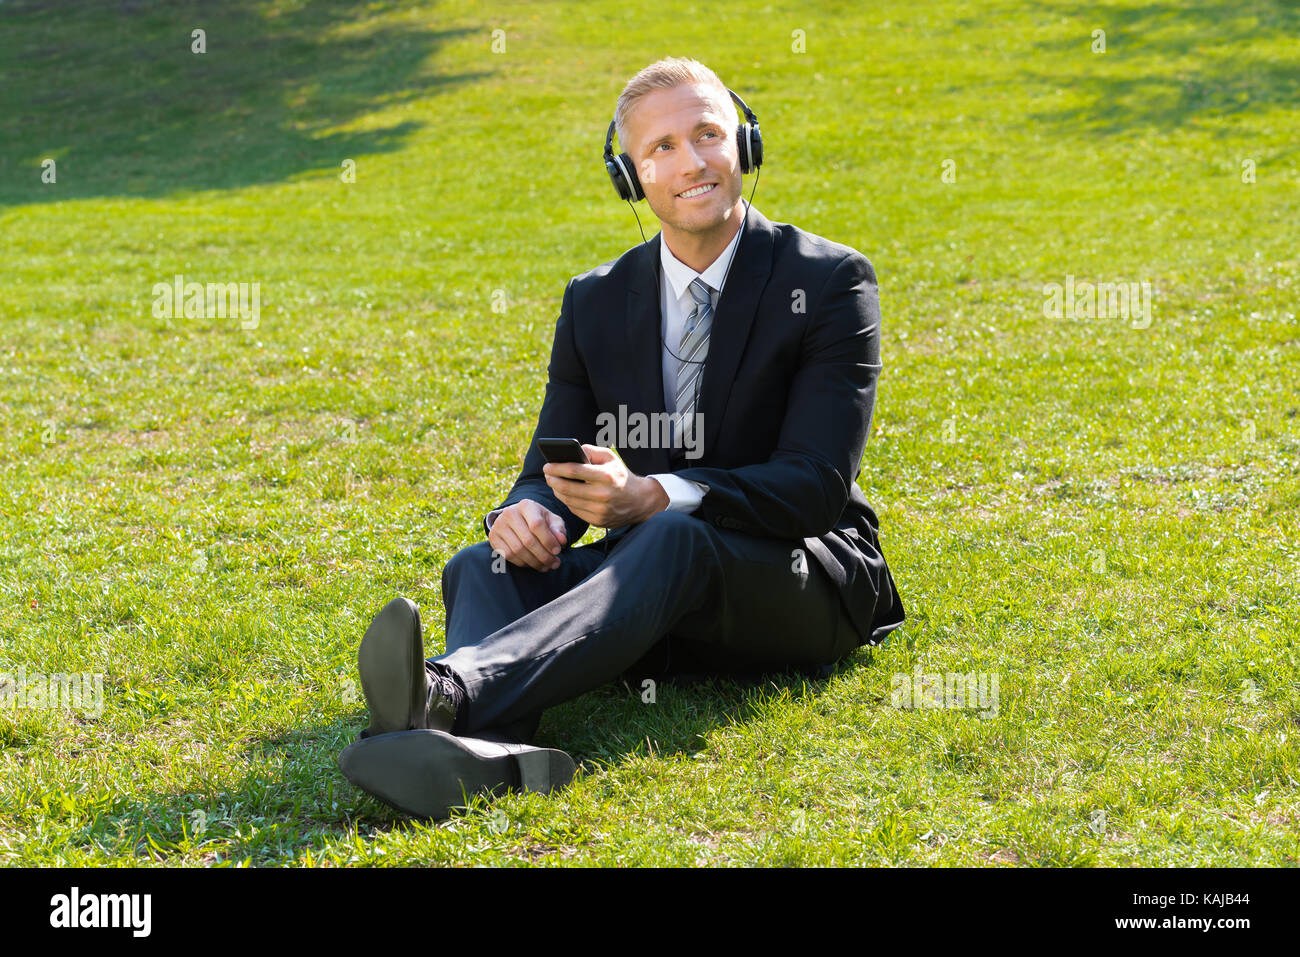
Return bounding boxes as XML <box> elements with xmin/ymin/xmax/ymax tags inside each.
<box><xmin>431</xmin><ymin>510</ymin><xmax>858</xmax><ymax>744</ymax></box>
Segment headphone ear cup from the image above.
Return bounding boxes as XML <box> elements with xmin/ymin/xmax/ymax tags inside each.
<box><xmin>736</xmin><ymin>124</ymin><xmax>763</xmax><ymax>174</ymax></box>
<box><xmin>624</xmin><ymin>153</ymin><xmax>644</xmax><ymax>201</ymax></box>
<box><xmin>607</xmin><ymin>151</ymin><xmax>644</xmax><ymax>201</ymax></box>
<box><xmin>605</xmin><ymin>157</ymin><xmax>629</xmax><ymax>200</ymax></box>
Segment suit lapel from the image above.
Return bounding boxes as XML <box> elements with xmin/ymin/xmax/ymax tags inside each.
<box><xmin>695</xmin><ymin>206</ymin><xmax>775</xmax><ymax>461</ymax></box>
<box><xmin>625</xmin><ymin>234</ymin><xmax>673</xmax><ymax>475</ymax></box>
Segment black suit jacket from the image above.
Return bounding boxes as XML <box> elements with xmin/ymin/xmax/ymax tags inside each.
<box><xmin>485</xmin><ymin>205</ymin><xmax>905</xmax><ymax>647</ymax></box>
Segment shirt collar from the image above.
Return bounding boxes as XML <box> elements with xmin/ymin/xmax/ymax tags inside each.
<box><xmin>659</xmin><ymin>202</ymin><xmax>750</xmax><ymax>303</ymax></box>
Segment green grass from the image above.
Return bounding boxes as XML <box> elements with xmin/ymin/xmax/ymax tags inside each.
<box><xmin>1</xmin><ymin>0</ymin><xmax>1297</xmax><ymax>866</ymax></box>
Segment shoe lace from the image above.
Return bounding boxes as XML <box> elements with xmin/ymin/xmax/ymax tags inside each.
<box><xmin>423</xmin><ymin>663</ymin><xmax>461</xmax><ymax>721</ymax></box>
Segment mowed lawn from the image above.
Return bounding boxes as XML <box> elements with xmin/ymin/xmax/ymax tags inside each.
<box><xmin>1</xmin><ymin>0</ymin><xmax>1296</xmax><ymax>866</ymax></box>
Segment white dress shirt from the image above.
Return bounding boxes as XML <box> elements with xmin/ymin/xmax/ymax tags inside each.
<box><xmin>486</xmin><ymin>204</ymin><xmax>749</xmax><ymax>532</ymax></box>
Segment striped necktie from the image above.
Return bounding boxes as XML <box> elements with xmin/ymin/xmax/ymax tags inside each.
<box><xmin>673</xmin><ymin>277</ymin><xmax>713</xmax><ymax>451</ymax></box>
<box><xmin>675</xmin><ymin>278</ymin><xmax>713</xmax><ymax>411</ymax></box>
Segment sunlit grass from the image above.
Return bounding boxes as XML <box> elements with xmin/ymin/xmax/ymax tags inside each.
<box><xmin>0</xmin><ymin>0</ymin><xmax>1296</xmax><ymax>866</ymax></box>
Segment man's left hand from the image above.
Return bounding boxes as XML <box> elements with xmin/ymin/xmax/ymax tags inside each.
<box><xmin>543</xmin><ymin>444</ymin><xmax>669</xmax><ymax>529</ymax></box>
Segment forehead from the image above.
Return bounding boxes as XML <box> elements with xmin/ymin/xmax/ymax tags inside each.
<box><xmin>629</xmin><ymin>83</ymin><xmax>731</xmax><ymax>146</ymax></box>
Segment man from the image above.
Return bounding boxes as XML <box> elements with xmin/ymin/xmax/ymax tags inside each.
<box><xmin>338</xmin><ymin>57</ymin><xmax>905</xmax><ymax>819</ymax></box>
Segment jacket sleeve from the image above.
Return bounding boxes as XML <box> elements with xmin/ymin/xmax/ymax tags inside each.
<box><xmin>672</xmin><ymin>251</ymin><xmax>882</xmax><ymax>540</ymax></box>
<box><xmin>483</xmin><ymin>277</ymin><xmax>597</xmax><ymax>545</ymax></box>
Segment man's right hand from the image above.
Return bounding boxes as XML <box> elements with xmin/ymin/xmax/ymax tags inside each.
<box><xmin>487</xmin><ymin>499</ymin><xmax>568</xmax><ymax>571</ymax></box>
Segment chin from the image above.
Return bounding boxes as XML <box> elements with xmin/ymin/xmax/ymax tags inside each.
<box><xmin>672</xmin><ymin>200</ymin><xmax>728</xmax><ymax>228</ymax></box>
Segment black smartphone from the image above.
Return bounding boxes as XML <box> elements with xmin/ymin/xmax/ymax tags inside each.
<box><xmin>537</xmin><ymin>437</ymin><xmax>589</xmax><ymax>481</ymax></box>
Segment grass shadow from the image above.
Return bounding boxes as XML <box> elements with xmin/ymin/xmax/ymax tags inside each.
<box><xmin>544</xmin><ymin>657</ymin><xmax>869</xmax><ymax>769</ymax></box>
<box><xmin>0</xmin><ymin>0</ymin><xmax>489</xmax><ymax>206</ymax></box>
<box><xmin>1016</xmin><ymin>0</ymin><xmax>1300</xmax><ymax>137</ymax></box>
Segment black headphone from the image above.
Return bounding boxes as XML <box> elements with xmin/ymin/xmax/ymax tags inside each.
<box><xmin>604</xmin><ymin>88</ymin><xmax>763</xmax><ymax>202</ymax></box>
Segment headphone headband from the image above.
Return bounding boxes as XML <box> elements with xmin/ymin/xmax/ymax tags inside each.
<box><xmin>727</xmin><ymin>89</ymin><xmax>759</xmax><ymax>128</ymax></box>
<box><xmin>603</xmin><ymin>117</ymin><xmax>618</xmax><ymax>163</ymax></box>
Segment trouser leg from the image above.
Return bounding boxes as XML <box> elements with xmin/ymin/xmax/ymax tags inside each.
<box><xmin>438</xmin><ymin>511</ymin><xmax>857</xmax><ymax>736</ymax></box>
<box><xmin>432</xmin><ymin>537</ymin><xmax>607</xmax><ymax>743</ymax></box>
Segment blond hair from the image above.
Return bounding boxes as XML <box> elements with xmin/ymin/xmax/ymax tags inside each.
<box><xmin>613</xmin><ymin>57</ymin><xmax>733</xmax><ymax>156</ymax></box>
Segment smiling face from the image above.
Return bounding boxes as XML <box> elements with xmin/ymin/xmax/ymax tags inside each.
<box><xmin>624</xmin><ymin>82</ymin><xmax>745</xmax><ymax>248</ymax></box>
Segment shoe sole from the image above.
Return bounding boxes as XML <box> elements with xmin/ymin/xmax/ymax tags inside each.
<box><xmin>358</xmin><ymin>597</ymin><xmax>424</xmax><ymax>735</ymax></box>
<box><xmin>338</xmin><ymin>730</ymin><xmax>577</xmax><ymax>819</ymax></box>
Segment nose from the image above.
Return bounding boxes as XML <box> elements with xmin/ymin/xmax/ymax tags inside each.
<box><xmin>680</xmin><ymin>140</ymin><xmax>708</xmax><ymax>175</ymax></box>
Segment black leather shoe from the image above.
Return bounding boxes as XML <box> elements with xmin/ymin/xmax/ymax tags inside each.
<box><xmin>337</xmin><ymin>729</ymin><xmax>577</xmax><ymax>819</ymax></box>
<box><xmin>359</xmin><ymin>597</ymin><xmax>456</xmax><ymax>736</ymax></box>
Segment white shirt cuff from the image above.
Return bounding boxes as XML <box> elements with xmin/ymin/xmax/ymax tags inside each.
<box><xmin>648</xmin><ymin>473</ymin><xmax>708</xmax><ymax>514</ymax></box>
